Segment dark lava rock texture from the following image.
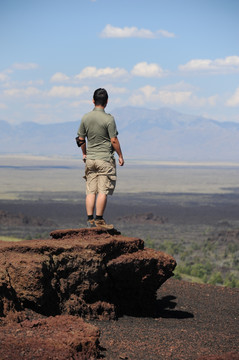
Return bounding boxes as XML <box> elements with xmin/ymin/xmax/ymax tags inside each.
<box><xmin>0</xmin><ymin>227</ymin><xmax>176</xmax><ymax>359</ymax></box>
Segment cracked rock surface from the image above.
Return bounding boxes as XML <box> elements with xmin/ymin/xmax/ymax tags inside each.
<box><xmin>0</xmin><ymin>228</ymin><xmax>176</xmax><ymax>320</ymax></box>
<box><xmin>0</xmin><ymin>228</ymin><xmax>176</xmax><ymax>359</ymax></box>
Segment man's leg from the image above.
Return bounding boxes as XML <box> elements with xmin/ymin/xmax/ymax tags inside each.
<box><xmin>94</xmin><ymin>193</ymin><xmax>114</xmax><ymax>229</ymax></box>
<box><xmin>93</xmin><ymin>162</ymin><xmax>115</xmax><ymax>229</ymax></box>
<box><xmin>86</xmin><ymin>193</ymin><xmax>96</xmax><ymax>217</ymax></box>
<box><xmin>95</xmin><ymin>193</ymin><xmax>107</xmax><ymax>217</ymax></box>
<box><xmin>85</xmin><ymin>193</ymin><xmax>96</xmax><ymax>227</ymax></box>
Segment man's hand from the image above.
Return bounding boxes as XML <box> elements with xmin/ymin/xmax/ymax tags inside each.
<box><xmin>110</xmin><ymin>137</ymin><xmax>124</xmax><ymax>166</ymax></box>
<box><xmin>83</xmin><ymin>154</ymin><xmax>87</xmax><ymax>163</ymax></box>
<box><xmin>118</xmin><ymin>156</ymin><xmax>124</xmax><ymax>166</ymax></box>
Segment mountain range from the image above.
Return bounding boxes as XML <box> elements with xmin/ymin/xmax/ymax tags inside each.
<box><xmin>1</xmin><ymin>106</ymin><xmax>239</xmax><ymax>162</ymax></box>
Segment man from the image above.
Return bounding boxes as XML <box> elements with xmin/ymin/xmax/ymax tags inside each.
<box><xmin>77</xmin><ymin>88</ymin><xmax>124</xmax><ymax>229</ymax></box>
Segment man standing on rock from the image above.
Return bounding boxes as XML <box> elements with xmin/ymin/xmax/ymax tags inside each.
<box><xmin>77</xmin><ymin>88</ymin><xmax>124</xmax><ymax>229</ymax></box>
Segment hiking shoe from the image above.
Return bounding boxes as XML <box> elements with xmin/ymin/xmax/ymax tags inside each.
<box><xmin>94</xmin><ymin>219</ymin><xmax>114</xmax><ymax>230</ymax></box>
<box><xmin>87</xmin><ymin>219</ymin><xmax>96</xmax><ymax>228</ymax></box>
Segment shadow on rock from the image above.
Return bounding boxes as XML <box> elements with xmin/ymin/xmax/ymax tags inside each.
<box><xmin>114</xmin><ymin>295</ymin><xmax>194</xmax><ymax>319</ymax></box>
<box><xmin>155</xmin><ymin>295</ymin><xmax>194</xmax><ymax>319</ymax></box>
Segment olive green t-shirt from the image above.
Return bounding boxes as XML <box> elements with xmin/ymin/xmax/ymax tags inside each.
<box><xmin>77</xmin><ymin>107</ymin><xmax>118</xmax><ymax>161</ymax></box>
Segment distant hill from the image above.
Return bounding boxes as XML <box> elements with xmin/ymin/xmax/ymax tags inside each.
<box><xmin>1</xmin><ymin>106</ymin><xmax>239</xmax><ymax>161</ymax></box>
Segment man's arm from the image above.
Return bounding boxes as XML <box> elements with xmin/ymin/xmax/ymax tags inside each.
<box><xmin>78</xmin><ymin>137</ymin><xmax>87</xmax><ymax>162</ymax></box>
<box><xmin>110</xmin><ymin>137</ymin><xmax>124</xmax><ymax>166</ymax></box>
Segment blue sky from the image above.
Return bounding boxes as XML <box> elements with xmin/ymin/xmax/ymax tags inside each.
<box><xmin>0</xmin><ymin>0</ymin><xmax>239</xmax><ymax>124</ymax></box>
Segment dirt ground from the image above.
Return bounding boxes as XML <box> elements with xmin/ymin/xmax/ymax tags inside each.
<box><xmin>91</xmin><ymin>278</ymin><xmax>239</xmax><ymax>360</ymax></box>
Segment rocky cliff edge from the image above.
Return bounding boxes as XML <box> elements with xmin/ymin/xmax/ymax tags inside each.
<box><xmin>0</xmin><ymin>228</ymin><xmax>176</xmax><ymax>359</ymax></box>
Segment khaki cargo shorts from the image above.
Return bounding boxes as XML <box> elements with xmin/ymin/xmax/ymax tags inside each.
<box><xmin>84</xmin><ymin>158</ymin><xmax>117</xmax><ymax>195</ymax></box>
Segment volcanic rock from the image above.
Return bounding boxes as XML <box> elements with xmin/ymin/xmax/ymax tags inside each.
<box><xmin>0</xmin><ymin>228</ymin><xmax>176</xmax><ymax>320</ymax></box>
<box><xmin>0</xmin><ymin>315</ymin><xmax>100</xmax><ymax>360</ymax></box>
<box><xmin>0</xmin><ymin>228</ymin><xmax>176</xmax><ymax>359</ymax></box>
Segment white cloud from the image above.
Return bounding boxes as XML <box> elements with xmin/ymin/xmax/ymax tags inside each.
<box><xmin>179</xmin><ymin>59</ymin><xmax>212</xmax><ymax>72</ymax></box>
<box><xmin>75</xmin><ymin>66</ymin><xmax>128</xmax><ymax>79</ymax></box>
<box><xmin>12</xmin><ymin>63</ymin><xmax>39</xmax><ymax>70</ymax></box>
<box><xmin>129</xmin><ymin>86</ymin><xmax>217</xmax><ymax>108</ymax></box>
<box><xmin>0</xmin><ymin>73</ymin><xmax>8</xmax><ymax>82</ymax></box>
<box><xmin>129</xmin><ymin>86</ymin><xmax>192</xmax><ymax>106</ymax></box>
<box><xmin>226</xmin><ymin>87</ymin><xmax>239</xmax><ymax>107</ymax></box>
<box><xmin>100</xmin><ymin>24</ymin><xmax>175</xmax><ymax>39</ymax></box>
<box><xmin>131</xmin><ymin>62</ymin><xmax>165</xmax><ymax>77</ymax></box>
<box><xmin>0</xmin><ymin>63</ymin><xmax>39</xmax><ymax>86</ymax></box>
<box><xmin>157</xmin><ymin>29</ymin><xmax>175</xmax><ymax>38</ymax></box>
<box><xmin>48</xmin><ymin>86</ymin><xmax>89</xmax><ymax>98</ymax></box>
<box><xmin>4</xmin><ymin>87</ymin><xmax>41</xmax><ymax>97</ymax></box>
<box><xmin>138</xmin><ymin>85</ymin><xmax>156</xmax><ymax>98</ymax></box>
<box><xmin>188</xmin><ymin>94</ymin><xmax>218</xmax><ymax>107</ymax></box>
<box><xmin>2</xmin><ymin>79</ymin><xmax>44</xmax><ymax>89</ymax></box>
<box><xmin>207</xmin><ymin>95</ymin><xmax>218</xmax><ymax>106</ymax></box>
<box><xmin>0</xmin><ymin>103</ymin><xmax>7</xmax><ymax>109</ymax></box>
<box><xmin>50</xmin><ymin>72</ymin><xmax>70</xmax><ymax>82</ymax></box>
<box><xmin>179</xmin><ymin>56</ymin><xmax>239</xmax><ymax>73</ymax></box>
<box><xmin>158</xmin><ymin>90</ymin><xmax>192</xmax><ymax>105</ymax></box>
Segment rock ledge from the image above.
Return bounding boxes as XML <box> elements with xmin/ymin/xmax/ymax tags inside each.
<box><xmin>0</xmin><ymin>228</ymin><xmax>176</xmax><ymax>359</ymax></box>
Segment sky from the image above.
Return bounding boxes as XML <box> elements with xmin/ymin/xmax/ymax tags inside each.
<box><xmin>0</xmin><ymin>0</ymin><xmax>239</xmax><ymax>125</ymax></box>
